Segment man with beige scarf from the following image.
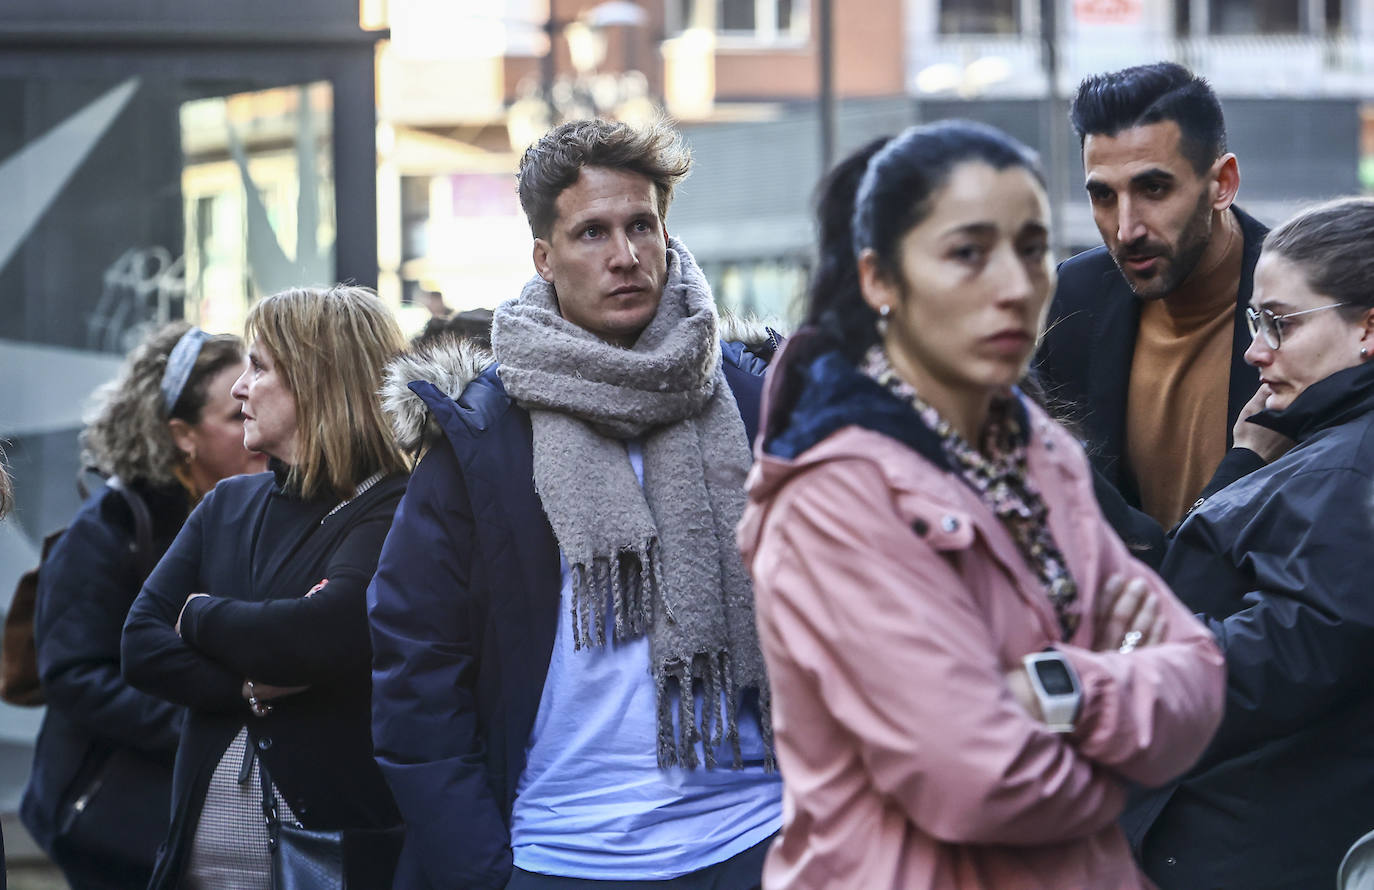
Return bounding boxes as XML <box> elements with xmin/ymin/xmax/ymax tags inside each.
<box><xmin>368</xmin><ymin>118</ymin><xmax>782</xmax><ymax>890</ymax></box>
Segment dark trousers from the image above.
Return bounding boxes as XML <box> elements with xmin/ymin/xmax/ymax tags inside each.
<box><xmin>504</xmin><ymin>835</ymin><xmax>772</xmax><ymax>890</ymax></box>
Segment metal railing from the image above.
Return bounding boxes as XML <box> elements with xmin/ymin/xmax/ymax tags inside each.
<box><xmin>909</xmin><ymin>33</ymin><xmax>1374</xmax><ymax>97</ymax></box>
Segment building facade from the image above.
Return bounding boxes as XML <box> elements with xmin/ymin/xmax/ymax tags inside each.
<box><xmin>377</xmin><ymin>0</ymin><xmax>1374</xmax><ymax>326</ymax></box>
<box><xmin>0</xmin><ymin>0</ymin><xmax>383</xmax><ymax>828</ymax></box>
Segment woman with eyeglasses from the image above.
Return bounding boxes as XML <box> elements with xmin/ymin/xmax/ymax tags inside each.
<box><xmin>1123</xmin><ymin>197</ymin><xmax>1374</xmax><ymax>889</ymax></box>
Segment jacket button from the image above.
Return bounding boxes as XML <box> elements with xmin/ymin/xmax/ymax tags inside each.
<box><xmin>912</xmin><ymin>519</ymin><xmax>929</xmax><ymax>536</ymax></box>
<box><xmin>257</xmin><ymin>737</ymin><xmax>273</xmax><ymax>751</ymax></box>
<box><xmin>940</xmin><ymin>516</ymin><xmax>959</xmax><ymax>533</ymax></box>
<box><xmin>1165</xmin><ymin>856</ymin><xmax>1177</xmax><ymax>866</ymax></box>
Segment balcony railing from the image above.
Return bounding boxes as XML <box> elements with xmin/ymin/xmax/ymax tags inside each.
<box><xmin>909</xmin><ymin>33</ymin><xmax>1374</xmax><ymax>97</ymax></box>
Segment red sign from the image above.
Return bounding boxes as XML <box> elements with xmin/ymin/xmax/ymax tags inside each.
<box><xmin>1074</xmin><ymin>0</ymin><xmax>1142</xmax><ymax>25</ymax></box>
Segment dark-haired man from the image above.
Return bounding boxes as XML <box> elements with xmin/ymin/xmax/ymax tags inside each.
<box><xmin>368</xmin><ymin>118</ymin><xmax>781</xmax><ymax>890</ymax></box>
<box><xmin>1035</xmin><ymin>61</ymin><xmax>1264</xmax><ymax>529</ymax></box>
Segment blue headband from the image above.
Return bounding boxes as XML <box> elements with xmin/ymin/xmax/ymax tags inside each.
<box><xmin>160</xmin><ymin>327</ymin><xmax>212</xmax><ymax>415</ymax></box>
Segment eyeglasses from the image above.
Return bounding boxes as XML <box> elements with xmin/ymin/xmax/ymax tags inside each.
<box><xmin>1245</xmin><ymin>302</ymin><xmax>1350</xmax><ymax>350</ymax></box>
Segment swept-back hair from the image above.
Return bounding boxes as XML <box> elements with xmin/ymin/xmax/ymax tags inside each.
<box><xmin>245</xmin><ymin>285</ymin><xmax>409</xmax><ymax>500</ymax></box>
<box><xmin>82</xmin><ymin>321</ymin><xmax>246</xmax><ymax>486</ymax></box>
<box><xmin>1263</xmin><ymin>197</ymin><xmax>1374</xmax><ymax>315</ymax></box>
<box><xmin>516</xmin><ymin>118</ymin><xmax>692</xmax><ymax>239</ymax></box>
<box><xmin>800</xmin><ymin>136</ymin><xmax>893</xmax><ymax>361</ymax></box>
<box><xmin>1070</xmin><ymin>62</ymin><xmax>1226</xmax><ymax>175</ymax></box>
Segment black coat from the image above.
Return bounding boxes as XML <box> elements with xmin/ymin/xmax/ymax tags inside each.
<box><xmin>1125</xmin><ymin>361</ymin><xmax>1374</xmax><ymax>889</ymax></box>
<box><xmin>1034</xmin><ymin>206</ymin><xmax>1266</xmax><ymax>512</ymax></box>
<box><xmin>367</xmin><ymin>342</ymin><xmax>769</xmax><ymax>890</ymax></box>
<box><xmin>122</xmin><ymin>468</ymin><xmax>406</xmax><ymax>890</ymax></box>
<box><xmin>20</xmin><ymin>481</ymin><xmax>186</xmax><ymax>887</ymax></box>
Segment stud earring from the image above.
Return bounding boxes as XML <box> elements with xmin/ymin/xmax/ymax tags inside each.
<box><xmin>1363</xmin><ymin>346</ymin><xmax>1369</xmax><ymax>359</ymax></box>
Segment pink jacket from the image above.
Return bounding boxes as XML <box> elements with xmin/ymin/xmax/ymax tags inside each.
<box><xmin>738</xmin><ymin>397</ymin><xmax>1226</xmax><ymax>890</ymax></box>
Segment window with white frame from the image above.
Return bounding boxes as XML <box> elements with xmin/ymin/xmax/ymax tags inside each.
<box><xmin>1176</xmin><ymin>0</ymin><xmax>1343</xmax><ymax>34</ymax></box>
<box><xmin>939</xmin><ymin>0</ymin><xmax>1020</xmax><ymax>34</ymax></box>
<box><xmin>674</xmin><ymin>0</ymin><xmax>809</xmax><ymax>41</ymax></box>
<box><xmin>1211</xmin><ymin>0</ymin><xmax>1299</xmax><ymax>32</ymax></box>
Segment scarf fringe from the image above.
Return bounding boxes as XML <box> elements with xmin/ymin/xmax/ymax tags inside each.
<box><xmin>569</xmin><ymin>541</ymin><xmax>662</xmax><ymax>650</ymax></box>
<box><xmin>654</xmin><ymin>651</ymin><xmax>759</xmax><ymax>771</ymax></box>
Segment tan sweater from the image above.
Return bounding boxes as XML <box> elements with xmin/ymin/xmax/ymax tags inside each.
<box><xmin>1126</xmin><ymin>218</ymin><xmax>1243</xmax><ymax>529</ymax></box>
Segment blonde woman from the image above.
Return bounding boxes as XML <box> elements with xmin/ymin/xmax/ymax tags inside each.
<box><xmin>22</xmin><ymin>322</ymin><xmax>263</xmax><ymax>890</ymax></box>
<box><xmin>123</xmin><ymin>287</ymin><xmax>410</xmax><ymax>889</ymax></box>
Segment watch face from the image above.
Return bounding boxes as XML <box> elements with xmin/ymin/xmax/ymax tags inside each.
<box><xmin>1034</xmin><ymin>659</ymin><xmax>1075</xmax><ymax>695</ymax></box>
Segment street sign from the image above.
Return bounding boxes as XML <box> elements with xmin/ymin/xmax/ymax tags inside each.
<box><xmin>1073</xmin><ymin>0</ymin><xmax>1142</xmax><ymax>25</ymax></box>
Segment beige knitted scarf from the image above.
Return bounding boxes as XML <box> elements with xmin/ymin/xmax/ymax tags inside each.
<box><xmin>490</xmin><ymin>239</ymin><xmax>772</xmax><ymax>770</ymax></box>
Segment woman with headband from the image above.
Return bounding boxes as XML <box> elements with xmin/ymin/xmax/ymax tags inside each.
<box><xmin>21</xmin><ymin>322</ymin><xmax>265</xmax><ymax>890</ymax></box>
<box><xmin>122</xmin><ymin>286</ymin><xmax>410</xmax><ymax>890</ymax></box>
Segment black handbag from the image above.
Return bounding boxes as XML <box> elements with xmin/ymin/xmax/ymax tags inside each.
<box><xmin>258</xmin><ymin>758</ymin><xmax>403</xmax><ymax>890</ymax></box>
<box><xmin>52</xmin><ymin>745</ymin><xmax>172</xmax><ymax>873</ymax></box>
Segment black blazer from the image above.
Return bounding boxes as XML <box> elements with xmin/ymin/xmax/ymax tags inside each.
<box><xmin>1034</xmin><ymin>206</ymin><xmax>1267</xmax><ymax>512</ymax></box>
<box><xmin>122</xmin><ymin>468</ymin><xmax>406</xmax><ymax>890</ymax></box>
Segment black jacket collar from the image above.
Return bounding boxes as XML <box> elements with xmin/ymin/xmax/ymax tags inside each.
<box><xmin>762</xmin><ymin>329</ymin><xmax>1030</xmax><ymax>468</ymax></box>
<box><xmin>1249</xmin><ymin>361</ymin><xmax>1374</xmax><ymax>443</ymax></box>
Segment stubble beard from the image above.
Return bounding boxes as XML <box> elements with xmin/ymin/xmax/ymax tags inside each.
<box><xmin>1117</xmin><ymin>193</ymin><xmax>1216</xmax><ymax>301</ymax></box>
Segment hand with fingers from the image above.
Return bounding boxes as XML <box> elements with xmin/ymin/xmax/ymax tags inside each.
<box><xmin>241</xmin><ymin>679</ymin><xmax>310</xmax><ymax>717</ymax></box>
<box><xmin>1093</xmin><ymin>574</ymin><xmax>1167</xmax><ymax>654</ymax></box>
<box><xmin>1007</xmin><ymin>574</ymin><xmax>1168</xmax><ymax>724</ymax></box>
<box><xmin>1233</xmin><ymin>384</ymin><xmax>1295</xmax><ymax>464</ymax></box>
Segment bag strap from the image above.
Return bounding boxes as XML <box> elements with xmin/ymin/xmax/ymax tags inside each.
<box><xmin>248</xmin><ymin>742</ymin><xmax>281</xmax><ymax>846</ymax></box>
<box><xmin>106</xmin><ymin>476</ymin><xmax>156</xmax><ymax>579</ymax></box>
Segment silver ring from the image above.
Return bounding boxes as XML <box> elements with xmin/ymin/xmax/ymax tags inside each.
<box><xmin>1118</xmin><ymin>630</ymin><xmax>1143</xmax><ymax>654</ymax></box>
<box><xmin>247</xmin><ymin>681</ymin><xmax>273</xmax><ymax>717</ymax></box>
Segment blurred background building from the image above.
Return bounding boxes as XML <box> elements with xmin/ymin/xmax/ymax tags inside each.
<box><xmin>374</xmin><ymin>0</ymin><xmax>1374</xmax><ymax>323</ymax></box>
<box><xmin>3</xmin><ymin>0</ymin><xmax>1374</xmax><ymax>877</ymax></box>
<box><xmin>0</xmin><ymin>0</ymin><xmax>383</xmax><ymax>874</ymax></box>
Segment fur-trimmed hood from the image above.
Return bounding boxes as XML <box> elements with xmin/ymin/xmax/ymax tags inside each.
<box><xmin>382</xmin><ymin>337</ymin><xmax>494</xmax><ymax>453</ymax></box>
<box><xmin>382</xmin><ymin>313</ymin><xmax>783</xmax><ymax>453</ymax></box>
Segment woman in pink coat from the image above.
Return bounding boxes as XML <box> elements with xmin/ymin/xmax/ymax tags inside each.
<box><xmin>736</xmin><ymin>122</ymin><xmax>1226</xmax><ymax>889</ymax></box>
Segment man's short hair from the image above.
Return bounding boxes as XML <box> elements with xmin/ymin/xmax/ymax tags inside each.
<box><xmin>516</xmin><ymin>118</ymin><xmax>693</xmax><ymax>239</ymax></box>
<box><xmin>1069</xmin><ymin>62</ymin><xmax>1227</xmax><ymax>175</ymax></box>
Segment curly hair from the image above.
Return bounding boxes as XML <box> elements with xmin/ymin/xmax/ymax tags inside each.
<box><xmin>516</xmin><ymin>118</ymin><xmax>692</xmax><ymax>239</ymax></box>
<box><xmin>80</xmin><ymin>321</ymin><xmax>247</xmax><ymax>487</ymax></box>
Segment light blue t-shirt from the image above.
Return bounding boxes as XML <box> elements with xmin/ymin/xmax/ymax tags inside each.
<box><xmin>510</xmin><ymin>442</ymin><xmax>782</xmax><ymax>880</ymax></box>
